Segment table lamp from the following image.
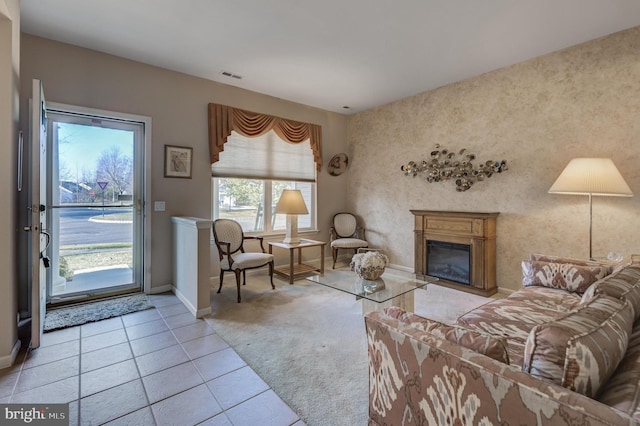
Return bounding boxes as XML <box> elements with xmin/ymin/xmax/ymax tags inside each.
<box><xmin>275</xmin><ymin>189</ymin><xmax>308</xmax><ymax>244</ymax></box>
<box><xmin>549</xmin><ymin>158</ymin><xmax>633</xmax><ymax>259</ymax></box>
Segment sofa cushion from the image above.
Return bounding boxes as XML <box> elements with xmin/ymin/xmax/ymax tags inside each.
<box><xmin>456</xmin><ymin>297</ymin><xmax>567</xmax><ymax>367</ymax></box>
<box><xmin>597</xmin><ymin>324</ymin><xmax>640</xmax><ymax>419</ymax></box>
<box><xmin>530</xmin><ymin>253</ymin><xmax>615</xmax><ymax>274</ymax></box>
<box><xmin>522</xmin><ymin>260</ymin><xmax>609</xmax><ymax>293</ymax></box>
<box><xmin>506</xmin><ymin>286</ymin><xmax>582</xmax><ymax>313</ymax></box>
<box><xmin>522</xmin><ymin>295</ymin><xmax>633</xmax><ymax>398</ymax></box>
<box><xmin>581</xmin><ymin>264</ymin><xmax>640</xmax><ymax>320</ymax></box>
<box><xmin>384</xmin><ymin>306</ymin><xmax>510</xmax><ymax>364</ymax></box>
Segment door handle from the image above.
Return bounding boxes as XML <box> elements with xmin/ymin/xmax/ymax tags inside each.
<box><xmin>26</xmin><ymin>204</ymin><xmax>46</xmax><ymax>212</ymax></box>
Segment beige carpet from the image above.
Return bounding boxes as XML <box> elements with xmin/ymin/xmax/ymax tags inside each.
<box><xmin>204</xmin><ymin>268</ymin><xmax>491</xmax><ymax>426</ymax></box>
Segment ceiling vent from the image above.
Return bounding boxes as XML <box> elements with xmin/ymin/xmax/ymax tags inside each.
<box><xmin>220</xmin><ymin>71</ymin><xmax>243</xmax><ymax>80</ymax></box>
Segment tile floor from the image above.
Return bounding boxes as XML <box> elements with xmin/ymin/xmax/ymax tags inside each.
<box><xmin>0</xmin><ymin>293</ymin><xmax>304</xmax><ymax>426</ymax></box>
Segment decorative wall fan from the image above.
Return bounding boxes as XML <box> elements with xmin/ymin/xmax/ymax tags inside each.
<box><xmin>328</xmin><ymin>153</ymin><xmax>349</xmax><ymax>176</ymax></box>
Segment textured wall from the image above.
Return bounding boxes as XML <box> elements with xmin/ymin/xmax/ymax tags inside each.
<box><xmin>347</xmin><ymin>26</ymin><xmax>640</xmax><ymax>291</ymax></box>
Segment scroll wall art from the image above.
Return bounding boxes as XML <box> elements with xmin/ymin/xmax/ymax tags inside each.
<box><xmin>401</xmin><ymin>145</ymin><xmax>508</xmax><ymax>191</ymax></box>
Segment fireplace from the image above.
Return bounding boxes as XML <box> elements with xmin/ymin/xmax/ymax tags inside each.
<box><xmin>411</xmin><ymin>210</ymin><xmax>498</xmax><ymax>296</ymax></box>
<box><xmin>427</xmin><ymin>241</ymin><xmax>471</xmax><ymax>285</ymax></box>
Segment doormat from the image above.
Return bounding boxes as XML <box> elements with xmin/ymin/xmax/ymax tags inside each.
<box><xmin>44</xmin><ymin>294</ymin><xmax>154</xmax><ymax>332</ymax></box>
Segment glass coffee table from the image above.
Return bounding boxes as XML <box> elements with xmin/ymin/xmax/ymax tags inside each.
<box><xmin>306</xmin><ymin>270</ymin><xmax>437</xmax><ymax>313</ymax></box>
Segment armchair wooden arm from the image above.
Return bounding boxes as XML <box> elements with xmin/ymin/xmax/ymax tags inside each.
<box><xmin>242</xmin><ymin>235</ymin><xmax>267</xmax><ymax>253</ymax></box>
<box><xmin>215</xmin><ymin>240</ymin><xmax>235</xmax><ymax>267</ymax></box>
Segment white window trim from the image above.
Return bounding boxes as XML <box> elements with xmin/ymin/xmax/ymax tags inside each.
<box><xmin>212</xmin><ymin>178</ymin><xmax>318</xmax><ymax>237</ymax></box>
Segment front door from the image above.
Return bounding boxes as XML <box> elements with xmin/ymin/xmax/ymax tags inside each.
<box><xmin>45</xmin><ymin>105</ymin><xmax>146</xmax><ymax>303</ymax></box>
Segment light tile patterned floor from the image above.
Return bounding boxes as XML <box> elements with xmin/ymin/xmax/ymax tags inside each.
<box><xmin>0</xmin><ymin>293</ymin><xmax>304</xmax><ymax>426</ymax></box>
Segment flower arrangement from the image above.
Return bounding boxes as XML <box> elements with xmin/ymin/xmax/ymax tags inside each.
<box><xmin>351</xmin><ymin>251</ymin><xmax>389</xmax><ymax>280</ymax></box>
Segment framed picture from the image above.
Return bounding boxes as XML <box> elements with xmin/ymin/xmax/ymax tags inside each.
<box><xmin>164</xmin><ymin>145</ymin><xmax>193</xmax><ymax>178</ymax></box>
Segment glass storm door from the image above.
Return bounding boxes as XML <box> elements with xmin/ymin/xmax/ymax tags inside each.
<box><xmin>46</xmin><ymin>108</ymin><xmax>144</xmax><ymax>303</ymax></box>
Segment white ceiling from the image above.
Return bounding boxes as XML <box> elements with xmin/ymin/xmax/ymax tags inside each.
<box><xmin>20</xmin><ymin>0</ymin><xmax>640</xmax><ymax>115</ymax></box>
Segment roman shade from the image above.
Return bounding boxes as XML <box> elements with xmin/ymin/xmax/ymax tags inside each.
<box><xmin>212</xmin><ymin>130</ymin><xmax>316</xmax><ymax>182</ymax></box>
<box><xmin>208</xmin><ymin>103</ymin><xmax>322</xmax><ymax>177</ymax></box>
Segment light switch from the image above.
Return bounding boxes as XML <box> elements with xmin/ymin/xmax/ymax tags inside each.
<box><xmin>154</xmin><ymin>201</ymin><xmax>166</xmax><ymax>212</ymax></box>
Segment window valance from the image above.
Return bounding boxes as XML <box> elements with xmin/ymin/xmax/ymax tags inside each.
<box><xmin>208</xmin><ymin>103</ymin><xmax>322</xmax><ymax>171</ymax></box>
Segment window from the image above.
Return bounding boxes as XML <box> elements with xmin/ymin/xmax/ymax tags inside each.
<box><xmin>212</xmin><ymin>130</ymin><xmax>317</xmax><ymax>234</ymax></box>
<box><xmin>213</xmin><ymin>178</ymin><xmax>315</xmax><ymax>233</ymax></box>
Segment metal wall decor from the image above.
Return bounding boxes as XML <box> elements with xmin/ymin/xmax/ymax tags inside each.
<box><xmin>401</xmin><ymin>145</ymin><xmax>508</xmax><ymax>191</ymax></box>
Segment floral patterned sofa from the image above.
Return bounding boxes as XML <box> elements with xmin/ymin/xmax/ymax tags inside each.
<box><xmin>364</xmin><ymin>255</ymin><xmax>640</xmax><ymax>425</ymax></box>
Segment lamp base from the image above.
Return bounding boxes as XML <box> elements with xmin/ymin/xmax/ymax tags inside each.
<box><xmin>283</xmin><ymin>214</ymin><xmax>300</xmax><ymax>245</ymax></box>
<box><xmin>282</xmin><ymin>237</ymin><xmax>301</xmax><ymax>244</ymax></box>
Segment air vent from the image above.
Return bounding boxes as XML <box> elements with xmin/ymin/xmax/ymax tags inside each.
<box><xmin>220</xmin><ymin>71</ymin><xmax>243</xmax><ymax>80</ymax></box>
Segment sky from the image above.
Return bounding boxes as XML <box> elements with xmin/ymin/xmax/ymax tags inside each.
<box><xmin>56</xmin><ymin>122</ymin><xmax>134</xmax><ymax>182</ymax></box>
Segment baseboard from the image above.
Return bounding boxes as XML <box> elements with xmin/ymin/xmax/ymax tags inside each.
<box><xmin>172</xmin><ymin>286</ymin><xmax>212</xmax><ymax>318</ymax></box>
<box><xmin>148</xmin><ymin>284</ymin><xmax>173</xmax><ymax>294</ymax></box>
<box><xmin>497</xmin><ymin>287</ymin><xmax>515</xmax><ymax>296</ymax></box>
<box><xmin>210</xmin><ymin>256</ymin><xmax>335</xmax><ymax>284</ymax></box>
<box><xmin>209</xmin><ymin>259</ymin><xmax>415</xmax><ymax>282</ymax></box>
<box><xmin>386</xmin><ymin>263</ymin><xmax>412</xmax><ymax>273</ymax></box>
<box><xmin>0</xmin><ymin>340</ymin><xmax>21</xmax><ymax>369</ymax></box>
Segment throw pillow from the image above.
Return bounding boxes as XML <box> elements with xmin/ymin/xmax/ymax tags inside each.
<box><xmin>522</xmin><ymin>260</ymin><xmax>609</xmax><ymax>293</ymax></box>
<box><xmin>580</xmin><ymin>264</ymin><xmax>640</xmax><ymax>320</ymax></box>
<box><xmin>522</xmin><ymin>294</ymin><xmax>633</xmax><ymax>398</ymax></box>
<box><xmin>530</xmin><ymin>253</ymin><xmax>615</xmax><ymax>274</ymax></box>
<box><xmin>597</xmin><ymin>326</ymin><xmax>640</xmax><ymax>415</ymax></box>
<box><xmin>384</xmin><ymin>306</ymin><xmax>510</xmax><ymax>364</ymax></box>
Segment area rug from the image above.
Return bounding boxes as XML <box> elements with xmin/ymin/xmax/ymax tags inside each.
<box><xmin>204</xmin><ymin>269</ymin><xmax>491</xmax><ymax>426</ymax></box>
<box><xmin>44</xmin><ymin>293</ymin><xmax>154</xmax><ymax>332</ymax></box>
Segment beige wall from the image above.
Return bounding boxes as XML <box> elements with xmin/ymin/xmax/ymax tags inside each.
<box><xmin>19</xmin><ymin>34</ymin><xmax>348</xmax><ymax>294</ymax></box>
<box><xmin>0</xmin><ymin>0</ymin><xmax>20</xmax><ymax>366</ymax></box>
<box><xmin>347</xmin><ymin>26</ymin><xmax>640</xmax><ymax>291</ymax></box>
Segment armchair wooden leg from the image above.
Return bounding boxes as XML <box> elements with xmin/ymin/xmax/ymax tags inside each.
<box><xmin>269</xmin><ymin>261</ymin><xmax>275</xmax><ymax>289</ymax></box>
<box><xmin>234</xmin><ymin>270</ymin><xmax>242</xmax><ymax>303</ymax></box>
<box><xmin>217</xmin><ymin>271</ymin><xmax>224</xmax><ymax>294</ymax></box>
<box><xmin>332</xmin><ymin>248</ymin><xmax>338</xmax><ymax>269</ymax></box>
<box><xmin>242</xmin><ymin>270</ymin><xmax>247</xmax><ymax>286</ymax></box>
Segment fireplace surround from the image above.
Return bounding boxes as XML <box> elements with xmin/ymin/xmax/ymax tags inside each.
<box><xmin>411</xmin><ymin>210</ymin><xmax>499</xmax><ymax>296</ymax></box>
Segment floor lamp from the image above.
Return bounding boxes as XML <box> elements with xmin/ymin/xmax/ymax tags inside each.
<box><xmin>275</xmin><ymin>189</ymin><xmax>308</xmax><ymax>244</ymax></box>
<box><xmin>549</xmin><ymin>158</ymin><xmax>633</xmax><ymax>260</ymax></box>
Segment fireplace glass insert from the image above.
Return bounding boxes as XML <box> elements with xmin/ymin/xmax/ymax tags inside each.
<box><xmin>426</xmin><ymin>240</ymin><xmax>471</xmax><ymax>285</ymax></box>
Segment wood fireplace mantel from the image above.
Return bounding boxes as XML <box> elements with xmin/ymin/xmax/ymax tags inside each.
<box><xmin>411</xmin><ymin>210</ymin><xmax>499</xmax><ymax>296</ymax></box>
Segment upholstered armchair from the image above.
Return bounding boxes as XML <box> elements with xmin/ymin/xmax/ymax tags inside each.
<box><xmin>212</xmin><ymin>219</ymin><xmax>275</xmax><ymax>303</ymax></box>
<box><xmin>330</xmin><ymin>212</ymin><xmax>368</xmax><ymax>268</ymax></box>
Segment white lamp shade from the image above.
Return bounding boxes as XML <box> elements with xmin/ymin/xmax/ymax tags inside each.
<box><xmin>275</xmin><ymin>189</ymin><xmax>309</xmax><ymax>214</ymax></box>
<box><xmin>549</xmin><ymin>158</ymin><xmax>633</xmax><ymax>197</ymax></box>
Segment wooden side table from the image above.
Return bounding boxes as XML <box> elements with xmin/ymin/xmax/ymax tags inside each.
<box><xmin>268</xmin><ymin>239</ymin><xmax>326</xmax><ymax>284</ymax></box>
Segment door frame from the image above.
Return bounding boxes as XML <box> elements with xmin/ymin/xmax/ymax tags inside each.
<box><xmin>46</xmin><ymin>102</ymin><xmax>153</xmax><ymax>294</ymax></box>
